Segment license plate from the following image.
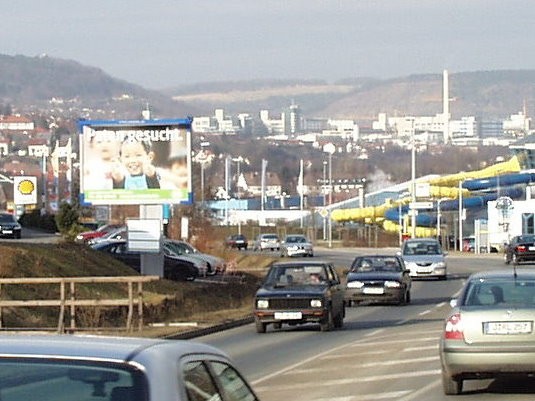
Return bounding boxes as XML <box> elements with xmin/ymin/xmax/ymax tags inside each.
<box><xmin>274</xmin><ymin>312</ymin><xmax>302</xmax><ymax>320</ymax></box>
<box><xmin>417</xmin><ymin>268</ymin><xmax>432</xmax><ymax>274</ymax></box>
<box><xmin>484</xmin><ymin>321</ymin><xmax>533</xmax><ymax>335</ymax></box>
<box><xmin>2</xmin><ymin>230</ymin><xmax>12</xmax><ymax>234</ymax></box>
<box><xmin>363</xmin><ymin>287</ymin><xmax>384</xmax><ymax>295</ymax></box>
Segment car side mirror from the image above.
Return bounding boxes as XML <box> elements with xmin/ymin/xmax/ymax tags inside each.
<box><xmin>396</xmin><ymin>251</ymin><xmax>402</xmax><ymax>256</ymax></box>
<box><xmin>449</xmin><ymin>298</ymin><xmax>458</xmax><ymax>308</ymax></box>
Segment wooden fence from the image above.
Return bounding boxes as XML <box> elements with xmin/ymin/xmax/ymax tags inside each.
<box><xmin>0</xmin><ymin>276</ymin><xmax>159</xmax><ymax>333</ymax></box>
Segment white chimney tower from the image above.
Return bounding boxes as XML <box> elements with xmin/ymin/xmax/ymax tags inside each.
<box><xmin>443</xmin><ymin>69</ymin><xmax>450</xmax><ymax>143</ymax></box>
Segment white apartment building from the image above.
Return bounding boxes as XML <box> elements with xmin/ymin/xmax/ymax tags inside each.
<box><xmin>503</xmin><ymin>111</ymin><xmax>531</xmax><ymax>136</ymax></box>
<box><xmin>260</xmin><ymin>109</ymin><xmax>285</xmax><ymax>135</ymax></box>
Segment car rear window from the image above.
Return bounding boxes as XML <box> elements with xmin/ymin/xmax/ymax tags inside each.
<box><xmin>464</xmin><ymin>279</ymin><xmax>535</xmax><ymax>307</ymax></box>
<box><xmin>0</xmin><ymin>358</ymin><xmax>147</xmax><ymax>401</ymax></box>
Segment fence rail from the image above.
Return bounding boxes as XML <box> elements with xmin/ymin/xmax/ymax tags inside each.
<box><xmin>0</xmin><ymin>276</ymin><xmax>160</xmax><ymax>333</ymax></box>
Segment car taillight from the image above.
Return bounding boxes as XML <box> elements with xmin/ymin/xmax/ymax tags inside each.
<box><xmin>444</xmin><ymin>312</ymin><xmax>464</xmax><ymax>340</ymax></box>
<box><xmin>517</xmin><ymin>245</ymin><xmax>527</xmax><ymax>253</ymax></box>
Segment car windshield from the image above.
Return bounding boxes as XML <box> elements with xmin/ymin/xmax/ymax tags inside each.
<box><xmin>0</xmin><ymin>359</ymin><xmax>147</xmax><ymax>401</ymax></box>
<box><xmin>351</xmin><ymin>257</ymin><xmax>402</xmax><ymax>272</ymax></box>
<box><xmin>403</xmin><ymin>241</ymin><xmax>441</xmax><ymax>255</ymax></box>
<box><xmin>285</xmin><ymin>236</ymin><xmax>306</xmax><ymax>243</ymax></box>
<box><xmin>265</xmin><ymin>265</ymin><xmax>326</xmax><ymax>286</ymax></box>
<box><xmin>463</xmin><ymin>279</ymin><xmax>535</xmax><ymax>307</ymax></box>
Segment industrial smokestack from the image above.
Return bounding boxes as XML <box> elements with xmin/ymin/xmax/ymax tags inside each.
<box><xmin>443</xmin><ymin>70</ymin><xmax>450</xmax><ymax>143</ymax></box>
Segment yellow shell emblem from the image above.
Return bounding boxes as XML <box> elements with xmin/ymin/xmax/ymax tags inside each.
<box><xmin>18</xmin><ymin>179</ymin><xmax>35</xmax><ymax>195</ymax></box>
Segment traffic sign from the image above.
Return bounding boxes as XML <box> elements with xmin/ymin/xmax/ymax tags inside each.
<box><xmin>409</xmin><ymin>201</ymin><xmax>433</xmax><ymax>210</ymax></box>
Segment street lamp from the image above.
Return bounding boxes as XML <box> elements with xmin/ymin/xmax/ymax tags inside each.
<box><xmin>411</xmin><ymin>131</ymin><xmax>417</xmax><ymax>238</ymax></box>
<box><xmin>323</xmin><ymin>143</ymin><xmax>336</xmax><ymax>248</ymax></box>
<box><xmin>322</xmin><ymin>160</ymin><xmax>327</xmax><ymax>240</ymax></box>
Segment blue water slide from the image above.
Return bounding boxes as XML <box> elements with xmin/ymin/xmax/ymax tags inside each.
<box><xmin>384</xmin><ymin>186</ymin><xmax>524</xmax><ymax>227</ymax></box>
<box><xmin>463</xmin><ymin>173</ymin><xmax>535</xmax><ymax>191</ymax></box>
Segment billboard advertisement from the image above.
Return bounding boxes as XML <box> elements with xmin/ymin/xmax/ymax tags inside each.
<box><xmin>78</xmin><ymin>119</ymin><xmax>192</xmax><ymax>205</ymax></box>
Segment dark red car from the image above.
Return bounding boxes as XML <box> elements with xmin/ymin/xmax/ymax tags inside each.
<box><xmin>504</xmin><ymin>234</ymin><xmax>535</xmax><ymax>265</ymax></box>
<box><xmin>75</xmin><ymin>223</ymin><xmax>123</xmax><ymax>244</ymax></box>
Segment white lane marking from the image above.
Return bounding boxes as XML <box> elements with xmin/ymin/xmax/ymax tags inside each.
<box><xmin>321</xmin><ymin>349</ymin><xmax>391</xmax><ymax>359</ymax></box>
<box><xmin>397</xmin><ymin>379</ymin><xmax>442</xmax><ymax>401</ymax></box>
<box><xmin>364</xmin><ymin>328</ymin><xmax>385</xmax><ymax>337</ymax></box>
<box><xmin>313</xmin><ymin>390</ymin><xmax>412</xmax><ymax>401</ymax></box>
<box><xmin>254</xmin><ymin>369</ymin><xmax>441</xmax><ymax>392</ymax></box>
<box><xmin>348</xmin><ymin>336</ymin><xmax>438</xmax><ymax>347</ymax></box>
<box><xmin>403</xmin><ymin>344</ymin><xmax>439</xmax><ymax>352</ymax></box>
<box><xmin>436</xmin><ymin>301</ymin><xmax>446</xmax><ymax>308</ymax></box>
<box><xmin>290</xmin><ymin>356</ymin><xmax>440</xmax><ymax>373</ymax></box>
<box><xmin>418</xmin><ymin>309</ymin><xmax>431</xmax><ymax>316</ymax></box>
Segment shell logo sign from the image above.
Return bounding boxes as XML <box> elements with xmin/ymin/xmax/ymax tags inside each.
<box><xmin>14</xmin><ymin>176</ymin><xmax>37</xmax><ymax>205</ymax></box>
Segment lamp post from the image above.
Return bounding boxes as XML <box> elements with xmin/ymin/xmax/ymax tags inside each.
<box><xmin>328</xmin><ymin>151</ymin><xmax>333</xmax><ymax>248</ymax></box>
<box><xmin>322</xmin><ymin>160</ymin><xmax>327</xmax><ymax>240</ymax></box>
<box><xmin>411</xmin><ymin>131</ymin><xmax>417</xmax><ymax>238</ymax></box>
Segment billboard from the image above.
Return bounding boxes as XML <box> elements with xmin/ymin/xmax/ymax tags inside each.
<box><xmin>78</xmin><ymin>119</ymin><xmax>192</xmax><ymax>205</ymax></box>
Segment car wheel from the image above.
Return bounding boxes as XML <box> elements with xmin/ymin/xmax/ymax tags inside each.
<box><xmin>255</xmin><ymin>318</ymin><xmax>267</xmax><ymax>334</ymax></box>
<box><xmin>320</xmin><ymin>308</ymin><xmax>333</xmax><ymax>332</ymax></box>
<box><xmin>442</xmin><ymin>370</ymin><xmax>463</xmax><ymax>395</ymax></box>
<box><xmin>504</xmin><ymin>252</ymin><xmax>510</xmax><ymax>265</ymax></box>
<box><xmin>273</xmin><ymin>322</ymin><xmax>282</xmax><ymax>330</ymax></box>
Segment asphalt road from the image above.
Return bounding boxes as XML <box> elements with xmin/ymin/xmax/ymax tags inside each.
<box><xmin>196</xmin><ymin>248</ymin><xmax>535</xmax><ymax>401</ymax></box>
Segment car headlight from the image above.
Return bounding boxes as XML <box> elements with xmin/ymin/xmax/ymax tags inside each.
<box><xmin>384</xmin><ymin>281</ymin><xmax>401</xmax><ymax>288</ymax></box>
<box><xmin>346</xmin><ymin>281</ymin><xmax>364</xmax><ymax>288</ymax></box>
<box><xmin>289</xmin><ymin>245</ymin><xmax>298</xmax><ymax>250</ymax></box>
<box><xmin>256</xmin><ymin>299</ymin><xmax>269</xmax><ymax>309</ymax></box>
<box><xmin>435</xmin><ymin>262</ymin><xmax>446</xmax><ymax>268</ymax></box>
<box><xmin>76</xmin><ymin>234</ymin><xmax>84</xmax><ymax>240</ymax></box>
<box><xmin>310</xmin><ymin>299</ymin><xmax>323</xmax><ymax>308</ymax></box>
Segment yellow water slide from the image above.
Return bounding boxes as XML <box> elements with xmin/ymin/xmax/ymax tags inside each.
<box><xmin>330</xmin><ymin>156</ymin><xmax>521</xmax><ymax>235</ymax></box>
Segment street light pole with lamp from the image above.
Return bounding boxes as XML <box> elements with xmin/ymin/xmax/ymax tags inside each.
<box><xmin>323</xmin><ymin>143</ymin><xmax>336</xmax><ymax>248</ymax></box>
<box><xmin>411</xmin><ymin>130</ymin><xmax>417</xmax><ymax>238</ymax></box>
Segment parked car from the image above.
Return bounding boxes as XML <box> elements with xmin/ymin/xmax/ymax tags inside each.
<box><xmin>225</xmin><ymin>234</ymin><xmax>249</xmax><ymax>250</ymax></box>
<box><xmin>0</xmin><ymin>334</ymin><xmax>259</xmax><ymax>401</ymax></box>
<box><xmin>91</xmin><ymin>240</ymin><xmax>199</xmax><ymax>281</ymax></box>
<box><xmin>165</xmin><ymin>238</ymin><xmax>225</xmax><ymax>274</ymax></box>
<box><xmin>440</xmin><ymin>269</ymin><xmax>535</xmax><ymax>395</ymax></box>
<box><xmin>75</xmin><ymin>223</ymin><xmax>124</xmax><ymax>244</ymax></box>
<box><xmin>398</xmin><ymin>238</ymin><xmax>447</xmax><ymax>280</ymax></box>
<box><xmin>87</xmin><ymin>225</ymin><xmax>127</xmax><ymax>245</ymax></box>
<box><xmin>253</xmin><ymin>260</ymin><xmax>345</xmax><ymax>333</ymax></box>
<box><xmin>280</xmin><ymin>234</ymin><xmax>314</xmax><ymax>257</ymax></box>
<box><xmin>252</xmin><ymin>233</ymin><xmax>280</xmax><ymax>252</ymax></box>
<box><xmin>0</xmin><ymin>212</ymin><xmax>22</xmax><ymax>239</ymax></box>
<box><xmin>503</xmin><ymin>234</ymin><xmax>535</xmax><ymax>265</ymax></box>
<box><xmin>345</xmin><ymin>254</ymin><xmax>411</xmax><ymax>306</ymax></box>
<box><xmin>162</xmin><ymin>240</ymin><xmax>210</xmax><ymax>276</ymax></box>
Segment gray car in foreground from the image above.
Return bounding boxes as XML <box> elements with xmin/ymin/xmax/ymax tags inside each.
<box><xmin>0</xmin><ymin>334</ymin><xmax>259</xmax><ymax>401</ymax></box>
<box><xmin>440</xmin><ymin>269</ymin><xmax>535</xmax><ymax>395</ymax></box>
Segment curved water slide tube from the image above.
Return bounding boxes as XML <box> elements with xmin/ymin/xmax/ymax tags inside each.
<box><xmin>331</xmin><ymin>156</ymin><xmax>528</xmax><ymax>236</ymax></box>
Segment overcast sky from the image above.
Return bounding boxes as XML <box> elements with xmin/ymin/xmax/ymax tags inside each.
<box><xmin>3</xmin><ymin>0</ymin><xmax>535</xmax><ymax>90</ymax></box>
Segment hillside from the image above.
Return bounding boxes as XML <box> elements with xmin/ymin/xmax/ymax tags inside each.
<box><xmin>0</xmin><ymin>54</ymin><xmax>199</xmax><ymax>119</ymax></box>
<box><xmin>1</xmin><ymin>53</ymin><xmax>534</xmax><ymax>122</ymax></box>
<box><xmin>0</xmin><ymin>242</ymin><xmax>266</xmax><ymax>335</ymax></box>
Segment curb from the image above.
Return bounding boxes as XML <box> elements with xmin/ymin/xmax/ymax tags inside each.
<box><xmin>161</xmin><ymin>316</ymin><xmax>254</xmax><ymax>340</ymax></box>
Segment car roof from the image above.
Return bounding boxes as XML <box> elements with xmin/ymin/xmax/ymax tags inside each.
<box><xmin>468</xmin><ymin>269</ymin><xmax>535</xmax><ymax>281</ymax></box>
<box><xmin>0</xmin><ymin>334</ymin><xmax>226</xmax><ymax>361</ymax></box>
<box><xmin>271</xmin><ymin>260</ymin><xmax>330</xmax><ymax>267</ymax></box>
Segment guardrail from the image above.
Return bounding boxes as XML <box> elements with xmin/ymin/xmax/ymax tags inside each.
<box><xmin>0</xmin><ymin>276</ymin><xmax>159</xmax><ymax>333</ymax></box>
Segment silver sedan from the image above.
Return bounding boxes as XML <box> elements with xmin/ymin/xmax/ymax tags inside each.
<box><xmin>440</xmin><ymin>269</ymin><xmax>535</xmax><ymax>395</ymax></box>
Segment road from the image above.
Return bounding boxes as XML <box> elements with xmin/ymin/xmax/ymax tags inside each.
<box><xmin>197</xmin><ymin>248</ymin><xmax>535</xmax><ymax>401</ymax></box>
